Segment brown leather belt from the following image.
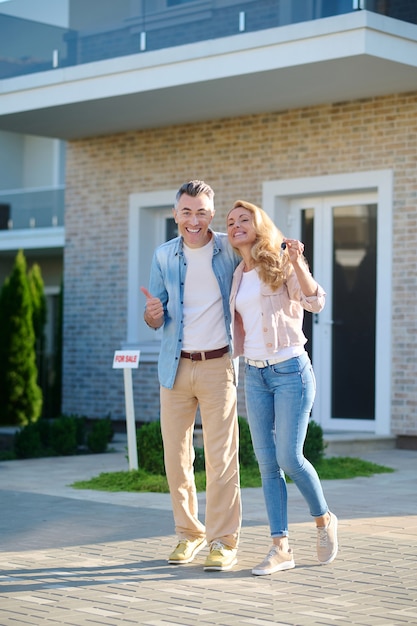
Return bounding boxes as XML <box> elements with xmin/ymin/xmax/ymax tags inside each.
<box><xmin>180</xmin><ymin>345</ymin><xmax>229</xmax><ymax>361</ymax></box>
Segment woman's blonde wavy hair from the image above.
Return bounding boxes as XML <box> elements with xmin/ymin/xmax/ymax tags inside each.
<box><xmin>228</xmin><ymin>200</ymin><xmax>292</xmax><ymax>290</ymax></box>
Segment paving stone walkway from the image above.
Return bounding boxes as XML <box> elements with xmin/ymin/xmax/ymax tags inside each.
<box><xmin>1</xmin><ymin>445</ymin><xmax>416</xmax><ymax>625</ymax></box>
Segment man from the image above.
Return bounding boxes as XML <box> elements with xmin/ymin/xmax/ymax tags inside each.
<box><xmin>141</xmin><ymin>180</ymin><xmax>241</xmax><ymax>571</ymax></box>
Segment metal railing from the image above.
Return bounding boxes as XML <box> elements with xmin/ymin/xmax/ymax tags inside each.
<box><xmin>0</xmin><ymin>0</ymin><xmax>415</xmax><ymax>80</ymax></box>
<box><xmin>0</xmin><ymin>187</ymin><xmax>65</xmax><ymax>231</ymax></box>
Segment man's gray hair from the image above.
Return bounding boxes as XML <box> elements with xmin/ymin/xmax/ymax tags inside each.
<box><xmin>175</xmin><ymin>180</ymin><xmax>215</xmax><ymax>207</ymax></box>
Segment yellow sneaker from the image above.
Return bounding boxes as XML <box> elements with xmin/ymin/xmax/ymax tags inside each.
<box><xmin>168</xmin><ymin>537</ymin><xmax>207</xmax><ymax>564</ymax></box>
<box><xmin>203</xmin><ymin>540</ymin><xmax>238</xmax><ymax>571</ymax></box>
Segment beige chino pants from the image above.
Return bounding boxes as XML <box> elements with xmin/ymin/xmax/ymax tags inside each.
<box><xmin>160</xmin><ymin>353</ymin><xmax>241</xmax><ymax>549</ymax></box>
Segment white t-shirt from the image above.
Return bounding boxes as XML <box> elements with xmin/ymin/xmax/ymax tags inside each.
<box><xmin>182</xmin><ymin>239</ymin><xmax>228</xmax><ymax>351</ymax></box>
<box><xmin>235</xmin><ymin>268</ymin><xmax>303</xmax><ymax>362</ymax></box>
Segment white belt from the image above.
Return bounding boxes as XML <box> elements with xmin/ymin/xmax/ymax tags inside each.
<box><xmin>244</xmin><ymin>357</ymin><xmax>283</xmax><ymax>368</ymax></box>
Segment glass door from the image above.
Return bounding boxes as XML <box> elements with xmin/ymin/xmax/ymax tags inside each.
<box><xmin>330</xmin><ymin>204</ymin><xmax>377</xmax><ymax>420</ymax></box>
<box><xmin>290</xmin><ymin>193</ymin><xmax>378</xmax><ymax>431</ymax></box>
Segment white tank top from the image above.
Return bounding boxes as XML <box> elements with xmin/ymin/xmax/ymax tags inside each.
<box><xmin>235</xmin><ymin>268</ymin><xmax>302</xmax><ymax>362</ymax></box>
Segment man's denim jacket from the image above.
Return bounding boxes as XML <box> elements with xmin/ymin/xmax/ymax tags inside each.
<box><xmin>147</xmin><ymin>231</ymin><xmax>239</xmax><ymax>389</ymax></box>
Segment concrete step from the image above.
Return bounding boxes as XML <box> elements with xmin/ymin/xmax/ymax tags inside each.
<box><xmin>193</xmin><ymin>428</ymin><xmax>396</xmax><ymax>458</ymax></box>
<box><xmin>323</xmin><ymin>432</ymin><xmax>396</xmax><ymax>457</ymax></box>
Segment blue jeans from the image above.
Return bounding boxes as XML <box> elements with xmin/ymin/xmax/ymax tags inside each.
<box><xmin>244</xmin><ymin>351</ymin><xmax>328</xmax><ymax>537</ymax></box>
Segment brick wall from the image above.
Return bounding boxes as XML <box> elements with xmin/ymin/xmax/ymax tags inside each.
<box><xmin>64</xmin><ymin>92</ymin><xmax>417</xmax><ymax>435</ymax></box>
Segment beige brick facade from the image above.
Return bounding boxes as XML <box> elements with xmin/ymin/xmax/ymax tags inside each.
<box><xmin>63</xmin><ymin>92</ymin><xmax>417</xmax><ymax>436</ymax></box>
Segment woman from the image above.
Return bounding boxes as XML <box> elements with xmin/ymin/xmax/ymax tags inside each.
<box><xmin>227</xmin><ymin>200</ymin><xmax>338</xmax><ymax>576</ymax></box>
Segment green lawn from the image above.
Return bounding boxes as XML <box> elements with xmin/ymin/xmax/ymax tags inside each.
<box><xmin>71</xmin><ymin>456</ymin><xmax>394</xmax><ymax>493</ymax></box>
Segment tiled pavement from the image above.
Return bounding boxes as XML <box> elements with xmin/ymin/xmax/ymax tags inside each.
<box><xmin>0</xmin><ymin>443</ymin><xmax>416</xmax><ymax>626</ymax></box>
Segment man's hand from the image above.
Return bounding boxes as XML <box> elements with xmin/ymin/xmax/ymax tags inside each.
<box><xmin>140</xmin><ymin>287</ymin><xmax>164</xmax><ymax>328</ymax></box>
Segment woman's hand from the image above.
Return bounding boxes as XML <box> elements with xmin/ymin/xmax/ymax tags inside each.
<box><xmin>282</xmin><ymin>238</ymin><xmax>305</xmax><ymax>264</ymax></box>
<box><xmin>282</xmin><ymin>239</ymin><xmax>317</xmax><ymax>297</ymax></box>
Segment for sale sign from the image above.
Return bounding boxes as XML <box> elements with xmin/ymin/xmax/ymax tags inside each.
<box><xmin>112</xmin><ymin>350</ymin><xmax>140</xmax><ymax>369</ymax></box>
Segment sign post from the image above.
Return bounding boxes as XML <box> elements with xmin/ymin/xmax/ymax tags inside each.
<box><xmin>112</xmin><ymin>350</ymin><xmax>140</xmax><ymax>470</ymax></box>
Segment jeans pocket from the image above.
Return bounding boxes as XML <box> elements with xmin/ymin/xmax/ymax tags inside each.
<box><xmin>270</xmin><ymin>358</ymin><xmax>300</xmax><ymax>376</ymax></box>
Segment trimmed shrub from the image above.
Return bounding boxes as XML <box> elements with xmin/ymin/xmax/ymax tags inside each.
<box><xmin>14</xmin><ymin>422</ymin><xmax>44</xmax><ymax>459</ymax></box>
<box><xmin>14</xmin><ymin>415</ymin><xmax>79</xmax><ymax>459</ymax></box>
<box><xmin>49</xmin><ymin>415</ymin><xmax>78</xmax><ymax>456</ymax></box>
<box><xmin>304</xmin><ymin>419</ymin><xmax>327</xmax><ymax>466</ymax></box>
<box><xmin>238</xmin><ymin>416</ymin><xmax>257</xmax><ymax>468</ymax></box>
<box><xmin>12</xmin><ymin>414</ymin><xmax>102</xmax><ymax>458</ymax></box>
<box><xmin>194</xmin><ymin>446</ymin><xmax>205</xmax><ymax>472</ymax></box>
<box><xmin>74</xmin><ymin>415</ymin><xmax>87</xmax><ymax>447</ymax></box>
<box><xmin>137</xmin><ymin>420</ymin><xmax>165</xmax><ymax>475</ymax></box>
<box><xmin>87</xmin><ymin>416</ymin><xmax>113</xmax><ymax>453</ymax></box>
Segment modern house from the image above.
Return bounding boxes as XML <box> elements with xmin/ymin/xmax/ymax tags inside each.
<box><xmin>1</xmin><ymin>0</ymin><xmax>417</xmax><ymax>448</ymax></box>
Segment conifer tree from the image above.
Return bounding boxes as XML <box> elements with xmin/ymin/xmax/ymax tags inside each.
<box><xmin>0</xmin><ymin>250</ymin><xmax>42</xmax><ymax>426</ymax></box>
<box><xmin>51</xmin><ymin>280</ymin><xmax>63</xmax><ymax>416</ymax></box>
<box><xmin>28</xmin><ymin>263</ymin><xmax>47</xmax><ymax>388</ymax></box>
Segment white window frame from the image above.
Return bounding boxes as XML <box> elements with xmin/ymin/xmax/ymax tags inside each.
<box><xmin>126</xmin><ymin>189</ymin><xmax>177</xmax><ymax>360</ymax></box>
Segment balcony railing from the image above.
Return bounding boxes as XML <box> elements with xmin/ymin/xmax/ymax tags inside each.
<box><xmin>1</xmin><ymin>0</ymin><xmax>416</xmax><ymax>80</ymax></box>
<box><xmin>0</xmin><ymin>188</ymin><xmax>65</xmax><ymax>231</ymax></box>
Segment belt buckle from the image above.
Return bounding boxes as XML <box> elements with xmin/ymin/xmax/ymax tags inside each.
<box><xmin>189</xmin><ymin>351</ymin><xmax>201</xmax><ymax>361</ymax></box>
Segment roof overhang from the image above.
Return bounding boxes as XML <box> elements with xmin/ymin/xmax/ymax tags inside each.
<box><xmin>1</xmin><ymin>11</ymin><xmax>416</xmax><ymax>140</ymax></box>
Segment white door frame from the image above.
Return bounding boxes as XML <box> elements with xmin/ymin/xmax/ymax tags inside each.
<box><xmin>289</xmin><ymin>191</ymin><xmax>378</xmax><ymax>432</ymax></box>
<box><xmin>263</xmin><ymin>170</ymin><xmax>393</xmax><ymax>435</ymax></box>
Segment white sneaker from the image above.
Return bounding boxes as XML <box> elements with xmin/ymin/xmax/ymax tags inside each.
<box><xmin>317</xmin><ymin>512</ymin><xmax>338</xmax><ymax>565</ymax></box>
<box><xmin>252</xmin><ymin>546</ymin><xmax>295</xmax><ymax>576</ymax></box>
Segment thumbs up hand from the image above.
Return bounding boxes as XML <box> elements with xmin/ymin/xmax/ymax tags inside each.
<box><xmin>140</xmin><ymin>287</ymin><xmax>164</xmax><ymax>328</ymax></box>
